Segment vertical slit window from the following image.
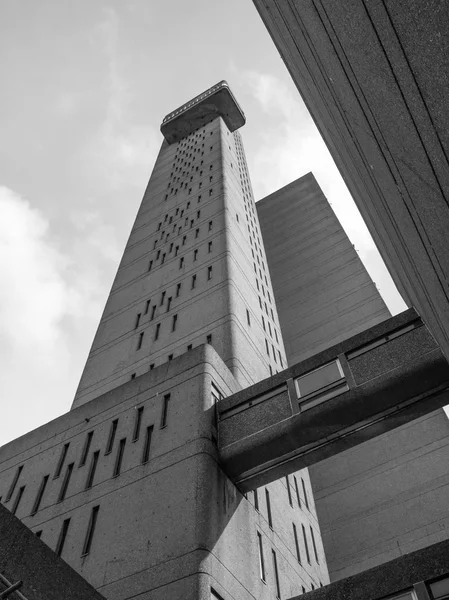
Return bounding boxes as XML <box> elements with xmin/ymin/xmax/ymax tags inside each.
<box><xmin>167</xmin><ymin>297</ymin><xmax>172</xmax><ymax>312</ymax></box>
<box><xmin>133</xmin><ymin>407</ymin><xmax>144</xmax><ymax>441</ymax></box>
<box><xmin>302</xmin><ymin>524</ymin><xmax>311</xmax><ymax>563</ymax></box>
<box><xmin>54</xmin><ymin>444</ymin><xmax>69</xmax><ymax>479</ymax></box>
<box><xmin>135</xmin><ymin>313</ymin><xmax>141</xmax><ymax>329</ymax></box>
<box><xmin>301</xmin><ymin>478</ymin><xmax>309</xmax><ymax>509</ymax></box>
<box><xmin>85</xmin><ymin>450</ymin><xmax>100</xmax><ymax>490</ymax></box>
<box><xmin>148</xmin><ymin>260</ymin><xmax>153</xmax><ymax>272</ymax></box>
<box><xmin>160</xmin><ymin>291</ymin><xmax>166</xmax><ymax>306</ymax></box>
<box><xmin>176</xmin><ymin>283</ymin><xmax>181</xmax><ymax>297</ymax></box>
<box><xmin>160</xmin><ymin>393</ymin><xmax>170</xmax><ymax>428</ymax></box>
<box><xmin>58</xmin><ymin>462</ymin><xmax>74</xmax><ymax>502</ymax></box>
<box><xmin>142</xmin><ymin>425</ymin><xmax>154</xmax><ymax>464</ymax></box>
<box><xmin>310</xmin><ymin>526</ymin><xmax>319</xmax><ymax>563</ymax></box>
<box><xmin>286</xmin><ymin>476</ymin><xmax>293</xmax><ymax>507</ymax></box>
<box><xmin>246</xmin><ymin>309</ymin><xmax>251</xmax><ymax>326</ymax></box>
<box><xmin>208</xmin><ymin>241</ymin><xmax>212</xmax><ymax>253</ymax></box>
<box><xmin>113</xmin><ymin>438</ymin><xmax>126</xmax><ymax>477</ymax></box>
<box><xmin>266</xmin><ymin>489</ymin><xmax>273</xmax><ymax>529</ymax></box>
<box><xmin>105</xmin><ymin>419</ymin><xmax>118</xmax><ymax>455</ymax></box>
<box><xmin>293</xmin><ymin>523</ymin><xmax>301</xmax><ymax>563</ymax></box>
<box><xmin>272</xmin><ymin>550</ymin><xmax>281</xmax><ymax>598</ymax></box>
<box><xmin>137</xmin><ymin>331</ymin><xmax>144</xmax><ymax>350</ymax></box>
<box><xmin>151</xmin><ymin>305</ymin><xmax>156</xmax><ymax>320</ymax></box>
<box><xmin>207</xmin><ymin>266</ymin><xmax>212</xmax><ymax>280</ymax></box>
<box><xmin>145</xmin><ymin>300</ymin><xmax>150</xmax><ymax>314</ymax></box>
<box><xmin>6</xmin><ymin>465</ymin><xmax>23</xmax><ymax>501</ymax></box>
<box><xmin>55</xmin><ymin>518</ymin><xmax>70</xmax><ymax>557</ymax></box>
<box><xmin>254</xmin><ymin>488</ymin><xmax>259</xmax><ymax>511</ymax></box>
<box><xmin>294</xmin><ymin>476</ymin><xmax>301</xmax><ymax>508</ymax></box>
<box><xmin>192</xmin><ymin>274</ymin><xmax>196</xmax><ymax>289</ymax></box>
<box><xmin>172</xmin><ymin>314</ymin><xmax>178</xmax><ymax>331</ymax></box>
<box><xmin>81</xmin><ymin>505</ymin><xmax>100</xmax><ymax>556</ymax></box>
<box><xmin>79</xmin><ymin>431</ymin><xmax>94</xmax><ymax>467</ymax></box>
<box><xmin>257</xmin><ymin>531</ymin><xmax>265</xmax><ymax>581</ymax></box>
<box><xmin>31</xmin><ymin>475</ymin><xmax>49</xmax><ymax>516</ymax></box>
<box><xmin>11</xmin><ymin>486</ymin><xmax>25</xmax><ymax>515</ymax></box>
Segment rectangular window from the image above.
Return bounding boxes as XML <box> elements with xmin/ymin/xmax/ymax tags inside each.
<box><xmin>148</xmin><ymin>260</ymin><xmax>153</xmax><ymax>272</ymax></box>
<box><xmin>172</xmin><ymin>314</ymin><xmax>178</xmax><ymax>331</ymax></box>
<box><xmin>176</xmin><ymin>283</ymin><xmax>181</xmax><ymax>297</ymax></box>
<box><xmin>81</xmin><ymin>505</ymin><xmax>100</xmax><ymax>556</ymax></box>
<box><xmin>246</xmin><ymin>309</ymin><xmax>251</xmax><ymax>326</ymax></box>
<box><xmin>151</xmin><ymin>305</ymin><xmax>156</xmax><ymax>320</ymax></box>
<box><xmin>142</xmin><ymin>425</ymin><xmax>154</xmax><ymax>464</ymax></box>
<box><xmin>206</xmin><ymin>334</ymin><xmax>212</xmax><ymax>344</ymax></box>
<box><xmin>167</xmin><ymin>297</ymin><xmax>172</xmax><ymax>312</ymax></box>
<box><xmin>79</xmin><ymin>431</ymin><xmax>94</xmax><ymax>467</ymax></box>
<box><xmin>266</xmin><ymin>489</ymin><xmax>273</xmax><ymax>529</ymax></box>
<box><xmin>310</xmin><ymin>526</ymin><xmax>319</xmax><ymax>563</ymax></box>
<box><xmin>286</xmin><ymin>475</ymin><xmax>293</xmax><ymax>507</ymax></box>
<box><xmin>187</xmin><ymin>344</ymin><xmax>192</xmax><ymax>351</ymax></box>
<box><xmin>254</xmin><ymin>488</ymin><xmax>259</xmax><ymax>511</ymax></box>
<box><xmin>31</xmin><ymin>475</ymin><xmax>49</xmax><ymax>516</ymax></box>
<box><xmin>105</xmin><ymin>419</ymin><xmax>118</xmax><ymax>455</ymax></box>
<box><xmin>207</xmin><ymin>266</ymin><xmax>212</xmax><ymax>280</ymax></box>
<box><xmin>156</xmin><ymin>250</ymin><xmax>160</xmax><ymax>259</ymax></box>
<box><xmin>55</xmin><ymin>518</ymin><xmax>71</xmax><ymax>557</ymax></box>
<box><xmin>58</xmin><ymin>462</ymin><xmax>74</xmax><ymax>502</ymax></box>
<box><xmin>208</xmin><ymin>241</ymin><xmax>212</xmax><ymax>253</ymax></box>
<box><xmin>208</xmin><ymin>221</ymin><xmax>212</xmax><ymax>231</ymax></box>
<box><xmin>179</xmin><ymin>257</ymin><xmax>184</xmax><ymax>268</ymax></box>
<box><xmin>6</xmin><ymin>465</ymin><xmax>23</xmax><ymax>501</ymax></box>
<box><xmin>209</xmin><ymin>189</ymin><xmax>213</xmax><ymax>197</ymax></box>
<box><xmin>149</xmin><ymin>363</ymin><xmax>155</xmax><ymax>370</ymax></box>
<box><xmin>272</xmin><ymin>550</ymin><xmax>281</xmax><ymax>598</ymax></box>
<box><xmin>85</xmin><ymin>450</ymin><xmax>99</xmax><ymax>490</ymax></box>
<box><xmin>144</xmin><ymin>300</ymin><xmax>150</xmax><ymax>314</ymax></box>
<box><xmin>168</xmin><ymin>354</ymin><xmax>173</xmax><ymax>361</ymax></box>
<box><xmin>135</xmin><ymin>313</ymin><xmax>141</xmax><ymax>329</ymax></box>
<box><xmin>257</xmin><ymin>531</ymin><xmax>265</xmax><ymax>581</ymax></box>
<box><xmin>194</xmin><ymin>249</ymin><xmax>198</xmax><ymax>261</ymax></box>
<box><xmin>182</xmin><ymin>235</ymin><xmax>186</xmax><ymax>245</ymax></box>
<box><xmin>195</xmin><ymin>228</ymin><xmax>200</xmax><ymax>239</ymax></box>
<box><xmin>293</xmin><ymin>523</ymin><xmax>301</xmax><ymax>563</ymax></box>
<box><xmin>137</xmin><ymin>331</ymin><xmax>144</xmax><ymax>350</ymax></box>
<box><xmin>302</xmin><ymin>524</ymin><xmax>311</xmax><ymax>563</ymax></box>
<box><xmin>113</xmin><ymin>438</ymin><xmax>126</xmax><ymax>477</ymax></box>
<box><xmin>160</xmin><ymin>291</ymin><xmax>166</xmax><ymax>306</ymax></box>
<box><xmin>191</xmin><ymin>274</ymin><xmax>196</xmax><ymax>289</ymax></box>
<box><xmin>294</xmin><ymin>476</ymin><xmax>301</xmax><ymax>508</ymax></box>
<box><xmin>54</xmin><ymin>444</ymin><xmax>69</xmax><ymax>479</ymax></box>
<box><xmin>133</xmin><ymin>407</ymin><xmax>144</xmax><ymax>441</ymax></box>
<box><xmin>12</xmin><ymin>485</ymin><xmax>25</xmax><ymax>515</ymax></box>
<box><xmin>301</xmin><ymin>478</ymin><xmax>309</xmax><ymax>510</ymax></box>
<box><xmin>175</xmin><ymin>245</ymin><xmax>179</xmax><ymax>256</ymax></box>
<box><xmin>197</xmin><ymin>210</ymin><xmax>201</xmax><ymax>218</ymax></box>
<box><xmin>160</xmin><ymin>393</ymin><xmax>170</xmax><ymax>428</ymax></box>
<box><xmin>265</xmin><ymin>339</ymin><xmax>270</xmax><ymax>356</ymax></box>
<box><xmin>155</xmin><ymin>323</ymin><xmax>160</xmax><ymax>340</ymax></box>
<box><xmin>161</xmin><ymin>253</ymin><xmax>166</xmax><ymax>264</ymax></box>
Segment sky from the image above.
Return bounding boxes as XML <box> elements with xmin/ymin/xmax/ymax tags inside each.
<box><xmin>0</xmin><ymin>0</ymin><xmax>407</xmax><ymax>447</ymax></box>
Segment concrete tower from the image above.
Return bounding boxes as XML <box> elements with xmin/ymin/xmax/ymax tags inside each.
<box><xmin>0</xmin><ymin>82</ymin><xmax>328</xmax><ymax>600</ymax></box>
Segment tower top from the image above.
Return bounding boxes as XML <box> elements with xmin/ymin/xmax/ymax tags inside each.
<box><xmin>161</xmin><ymin>80</ymin><xmax>246</xmax><ymax>144</ymax></box>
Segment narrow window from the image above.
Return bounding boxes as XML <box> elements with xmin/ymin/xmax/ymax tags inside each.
<box><xmin>148</xmin><ymin>260</ymin><xmax>153</xmax><ymax>272</ymax></box>
<box><xmin>301</xmin><ymin>478</ymin><xmax>309</xmax><ymax>509</ymax></box>
<box><xmin>154</xmin><ymin>323</ymin><xmax>160</xmax><ymax>340</ymax></box>
<box><xmin>246</xmin><ymin>309</ymin><xmax>251</xmax><ymax>326</ymax></box>
<box><xmin>179</xmin><ymin>257</ymin><xmax>184</xmax><ymax>268</ymax></box>
<box><xmin>175</xmin><ymin>245</ymin><xmax>179</xmax><ymax>256</ymax></box>
<box><xmin>197</xmin><ymin>210</ymin><xmax>200</xmax><ymax>218</ymax></box>
<box><xmin>207</xmin><ymin>266</ymin><xmax>212</xmax><ymax>280</ymax></box>
<box><xmin>168</xmin><ymin>354</ymin><xmax>173</xmax><ymax>361</ymax></box>
<box><xmin>236</xmin><ymin>213</ymin><xmax>239</xmax><ymax>222</ymax></box>
<box><xmin>176</xmin><ymin>283</ymin><xmax>181</xmax><ymax>297</ymax></box>
<box><xmin>167</xmin><ymin>297</ymin><xmax>172</xmax><ymax>312</ymax></box>
<box><xmin>293</xmin><ymin>523</ymin><xmax>301</xmax><ymax>563</ymax></box>
<box><xmin>257</xmin><ymin>531</ymin><xmax>265</xmax><ymax>581</ymax></box>
<box><xmin>134</xmin><ymin>313</ymin><xmax>141</xmax><ymax>329</ymax></box>
<box><xmin>113</xmin><ymin>438</ymin><xmax>126</xmax><ymax>477</ymax></box>
<box><xmin>195</xmin><ymin>228</ymin><xmax>200</xmax><ymax>238</ymax></box>
<box><xmin>149</xmin><ymin>363</ymin><xmax>155</xmax><ymax>370</ymax></box>
<box><xmin>194</xmin><ymin>249</ymin><xmax>198</xmax><ymax>261</ymax></box>
<box><xmin>198</xmin><ymin>194</ymin><xmax>201</xmax><ymax>203</ymax></box>
<box><xmin>208</xmin><ymin>221</ymin><xmax>212</xmax><ymax>231</ymax></box>
<box><xmin>265</xmin><ymin>339</ymin><xmax>269</xmax><ymax>356</ymax></box>
<box><xmin>144</xmin><ymin>300</ymin><xmax>150</xmax><ymax>314</ymax></box>
<box><xmin>81</xmin><ymin>505</ymin><xmax>100</xmax><ymax>556</ymax></box>
<box><xmin>254</xmin><ymin>488</ymin><xmax>259</xmax><ymax>511</ymax></box>
<box><xmin>294</xmin><ymin>476</ymin><xmax>301</xmax><ymax>508</ymax></box>
<box><xmin>157</xmin><ymin>222</ymin><xmax>161</xmax><ymax>231</ymax></box>
<box><xmin>182</xmin><ymin>235</ymin><xmax>186</xmax><ymax>245</ymax></box>
<box><xmin>302</xmin><ymin>524</ymin><xmax>311</xmax><ymax>563</ymax></box>
<box><xmin>85</xmin><ymin>450</ymin><xmax>99</xmax><ymax>490</ymax></box>
<box><xmin>206</xmin><ymin>334</ymin><xmax>212</xmax><ymax>344</ymax></box>
<box><xmin>160</xmin><ymin>393</ymin><xmax>170</xmax><ymax>428</ymax></box>
<box><xmin>286</xmin><ymin>475</ymin><xmax>293</xmax><ymax>507</ymax></box>
<box><xmin>262</xmin><ymin>316</ymin><xmax>266</xmax><ymax>331</ymax></box>
<box><xmin>54</xmin><ymin>444</ymin><xmax>69</xmax><ymax>479</ymax></box>
<box><xmin>310</xmin><ymin>526</ymin><xmax>319</xmax><ymax>563</ymax></box>
<box><xmin>6</xmin><ymin>465</ymin><xmax>23</xmax><ymax>501</ymax></box>
<box><xmin>172</xmin><ymin>314</ymin><xmax>178</xmax><ymax>332</ymax></box>
<box><xmin>105</xmin><ymin>419</ymin><xmax>118</xmax><ymax>455</ymax></box>
<box><xmin>266</xmin><ymin>489</ymin><xmax>273</xmax><ymax>529</ymax></box>
<box><xmin>142</xmin><ymin>425</ymin><xmax>154</xmax><ymax>464</ymax></box>
<box><xmin>58</xmin><ymin>462</ymin><xmax>74</xmax><ymax>502</ymax></box>
<box><xmin>208</xmin><ymin>241</ymin><xmax>212</xmax><ymax>253</ymax></box>
<box><xmin>272</xmin><ymin>550</ymin><xmax>281</xmax><ymax>598</ymax></box>
<box><xmin>151</xmin><ymin>305</ymin><xmax>157</xmax><ymax>320</ymax></box>
<box><xmin>133</xmin><ymin>407</ymin><xmax>144</xmax><ymax>442</ymax></box>
<box><xmin>160</xmin><ymin>291</ymin><xmax>166</xmax><ymax>306</ymax></box>
<box><xmin>55</xmin><ymin>518</ymin><xmax>71</xmax><ymax>557</ymax></box>
<box><xmin>137</xmin><ymin>331</ymin><xmax>144</xmax><ymax>350</ymax></box>
<box><xmin>161</xmin><ymin>253</ymin><xmax>166</xmax><ymax>264</ymax></box>
<box><xmin>187</xmin><ymin>344</ymin><xmax>192</xmax><ymax>351</ymax></box>
<box><xmin>79</xmin><ymin>431</ymin><xmax>94</xmax><ymax>467</ymax></box>
<box><xmin>31</xmin><ymin>475</ymin><xmax>49</xmax><ymax>516</ymax></box>
<box><xmin>209</xmin><ymin>188</ymin><xmax>212</xmax><ymax>197</ymax></box>
<box><xmin>191</xmin><ymin>274</ymin><xmax>196</xmax><ymax>289</ymax></box>
<box><xmin>156</xmin><ymin>250</ymin><xmax>160</xmax><ymax>259</ymax></box>
<box><xmin>11</xmin><ymin>486</ymin><xmax>25</xmax><ymax>515</ymax></box>
<box><xmin>190</xmin><ymin>219</ymin><xmax>194</xmax><ymax>228</ymax></box>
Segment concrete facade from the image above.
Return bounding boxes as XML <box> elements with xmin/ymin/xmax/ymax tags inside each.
<box><xmin>257</xmin><ymin>174</ymin><xmax>449</xmax><ymax>581</ymax></box>
<box><xmin>252</xmin><ymin>0</ymin><xmax>449</xmax><ymax>365</ymax></box>
<box><xmin>257</xmin><ymin>173</ymin><xmax>390</xmax><ymax>365</ymax></box>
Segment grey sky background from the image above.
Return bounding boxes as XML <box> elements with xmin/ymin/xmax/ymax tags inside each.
<box><xmin>0</xmin><ymin>0</ymin><xmax>407</xmax><ymax>446</ymax></box>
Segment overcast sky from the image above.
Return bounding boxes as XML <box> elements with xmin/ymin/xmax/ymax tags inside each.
<box><xmin>0</xmin><ymin>0</ymin><xmax>407</xmax><ymax>446</ymax></box>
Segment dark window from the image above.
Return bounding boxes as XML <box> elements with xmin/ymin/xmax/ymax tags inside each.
<box><xmin>113</xmin><ymin>438</ymin><xmax>126</xmax><ymax>477</ymax></box>
<box><xmin>286</xmin><ymin>475</ymin><xmax>293</xmax><ymax>507</ymax></box>
<box><xmin>160</xmin><ymin>291</ymin><xmax>166</xmax><ymax>306</ymax></box>
<box><xmin>179</xmin><ymin>257</ymin><xmax>184</xmax><ymax>268</ymax></box>
<box><xmin>81</xmin><ymin>505</ymin><xmax>100</xmax><ymax>556</ymax></box>
<box><xmin>246</xmin><ymin>309</ymin><xmax>251</xmax><ymax>326</ymax></box>
<box><xmin>301</xmin><ymin>478</ymin><xmax>309</xmax><ymax>510</ymax></box>
<box><xmin>55</xmin><ymin>518</ymin><xmax>71</xmax><ymax>557</ymax></box>
<box><xmin>155</xmin><ymin>323</ymin><xmax>160</xmax><ymax>340</ymax></box>
<box><xmin>302</xmin><ymin>524</ymin><xmax>311</xmax><ymax>563</ymax></box>
<box><xmin>195</xmin><ymin>228</ymin><xmax>199</xmax><ymax>238</ymax></box>
<box><xmin>105</xmin><ymin>419</ymin><xmax>118</xmax><ymax>455</ymax></box>
<box><xmin>85</xmin><ymin>450</ymin><xmax>99</xmax><ymax>490</ymax></box>
<box><xmin>257</xmin><ymin>531</ymin><xmax>265</xmax><ymax>581</ymax></box>
<box><xmin>35</xmin><ymin>530</ymin><xmax>42</xmax><ymax>538</ymax></box>
<box><xmin>206</xmin><ymin>334</ymin><xmax>212</xmax><ymax>344</ymax></box>
<box><xmin>142</xmin><ymin>425</ymin><xmax>154</xmax><ymax>463</ymax></box>
<box><xmin>31</xmin><ymin>475</ymin><xmax>49</xmax><ymax>516</ymax></box>
<box><xmin>144</xmin><ymin>300</ymin><xmax>150</xmax><ymax>314</ymax></box>
<box><xmin>79</xmin><ymin>431</ymin><xmax>94</xmax><ymax>467</ymax></box>
<box><xmin>194</xmin><ymin>249</ymin><xmax>198</xmax><ymax>261</ymax></box>
<box><xmin>156</xmin><ymin>250</ymin><xmax>160</xmax><ymax>259</ymax></box>
<box><xmin>187</xmin><ymin>344</ymin><xmax>192</xmax><ymax>351</ymax></box>
<box><xmin>168</xmin><ymin>354</ymin><xmax>173</xmax><ymax>361</ymax></box>
<box><xmin>197</xmin><ymin>210</ymin><xmax>200</xmax><ymax>218</ymax></box>
<box><xmin>293</xmin><ymin>523</ymin><xmax>301</xmax><ymax>563</ymax></box>
<box><xmin>208</xmin><ymin>241</ymin><xmax>212</xmax><ymax>253</ymax></box>
<box><xmin>272</xmin><ymin>550</ymin><xmax>281</xmax><ymax>598</ymax></box>
<box><xmin>148</xmin><ymin>260</ymin><xmax>153</xmax><ymax>272</ymax></box>
<box><xmin>167</xmin><ymin>297</ymin><xmax>172</xmax><ymax>312</ymax></box>
<box><xmin>266</xmin><ymin>489</ymin><xmax>273</xmax><ymax>529</ymax></box>
<box><xmin>182</xmin><ymin>236</ymin><xmax>186</xmax><ymax>245</ymax></box>
<box><xmin>133</xmin><ymin>407</ymin><xmax>144</xmax><ymax>441</ymax></box>
<box><xmin>161</xmin><ymin>253</ymin><xmax>166</xmax><ymax>264</ymax></box>
<box><xmin>160</xmin><ymin>394</ymin><xmax>170</xmax><ymax>428</ymax></box>
<box><xmin>149</xmin><ymin>363</ymin><xmax>155</xmax><ymax>370</ymax></box>
<box><xmin>58</xmin><ymin>462</ymin><xmax>74</xmax><ymax>502</ymax></box>
<box><xmin>6</xmin><ymin>465</ymin><xmax>23</xmax><ymax>501</ymax></box>
<box><xmin>254</xmin><ymin>488</ymin><xmax>259</xmax><ymax>511</ymax></box>
<box><xmin>209</xmin><ymin>189</ymin><xmax>212</xmax><ymax>197</ymax></box>
<box><xmin>151</xmin><ymin>305</ymin><xmax>156</xmax><ymax>320</ymax></box>
<box><xmin>137</xmin><ymin>331</ymin><xmax>144</xmax><ymax>350</ymax></box>
<box><xmin>175</xmin><ymin>245</ymin><xmax>179</xmax><ymax>256</ymax></box>
<box><xmin>176</xmin><ymin>283</ymin><xmax>181</xmax><ymax>297</ymax></box>
<box><xmin>135</xmin><ymin>313</ymin><xmax>141</xmax><ymax>329</ymax></box>
<box><xmin>191</xmin><ymin>274</ymin><xmax>196</xmax><ymax>289</ymax></box>
<box><xmin>265</xmin><ymin>339</ymin><xmax>269</xmax><ymax>356</ymax></box>
<box><xmin>208</xmin><ymin>221</ymin><xmax>212</xmax><ymax>231</ymax></box>
<box><xmin>172</xmin><ymin>314</ymin><xmax>178</xmax><ymax>331</ymax></box>
<box><xmin>11</xmin><ymin>485</ymin><xmax>25</xmax><ymax>515</ymax></box>
<box><xmin>294</xmin><ymin>476</ymin><xmax>301</xmax><ymax>508</ymax></box>
<box><xmin>310</xmin><ymin>526</ymin><xmax>319</xmax><ymax>563</ymax></box>
<box><xmin>207</xmin><ymin>266</ymin><xmax>212</xmax><ymax>280</ymax></box>
<box><xmin>54</xmin><ymin>444</ymin><xmax>69</xmax><ymax>479</ymax></box>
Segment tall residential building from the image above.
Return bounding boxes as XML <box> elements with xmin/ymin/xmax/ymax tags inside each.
<box><xmin>252</xmin><ymin>0</ymin><xmax>449</xmax><ymax>364</ymax></box>
<box><xmin>0</xmin><ymin>82</ymin><xmax>328</xmax><ymax>600</ymax></box>
<box><xmin>257</xmin><ymin>174</ymin><xmax>449</xmax><ymax>581</ymax></box>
